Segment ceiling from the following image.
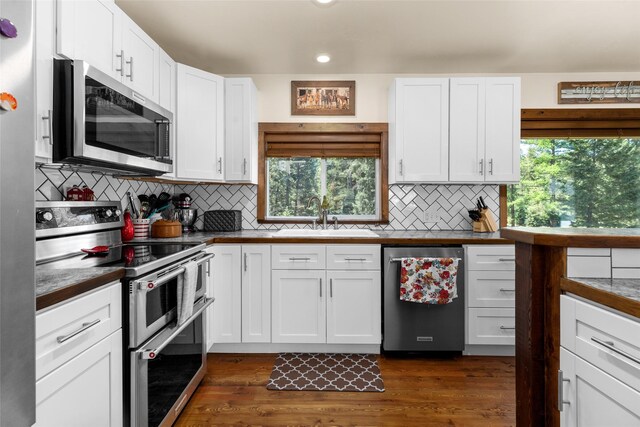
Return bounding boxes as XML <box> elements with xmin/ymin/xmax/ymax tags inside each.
<box><xmin>116</xmin><ymin>0</ymin><xmax>640</xmax><ymax>75</ymax></box>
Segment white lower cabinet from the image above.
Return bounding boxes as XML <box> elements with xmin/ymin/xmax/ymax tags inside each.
<box><xmin>326</xmin><ymin>270</ymin><xmax>381</xmax><ymax>344</ymax></box>
<box><xmin>36</xmin><ymin>330</ymin><xmax>123</xmax><ymax>427</ymax></box>
<box><xmin>272</xmin><ymin>270</ymin><xmax>326</xmax><ymax>344</ymax></box>
<box><xmin>241</xmin><ymin>245</ymin><xmax>271</xmax><ymax>343</ymax></box>
<box><xmin>207</xmin><ymin>245</ymin><xmax>242</xmax><ymax>346</ymax></box>
<box><xmin>560</xmin><ymin>295</ymin><xmax>640</xmax><ymax>427</ymax></box>
<box><xmin>35</xmin><ymin>281</ymin><xmax>122</xmax><ymax>427</ymax></box>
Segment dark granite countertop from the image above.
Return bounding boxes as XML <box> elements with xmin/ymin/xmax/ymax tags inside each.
<box><xmin>561</xmin><ymin>277</ymin><xmax>640</xmax><ymax>318</ymax></box>
<box><xmin>36</xmin><ymin>266</ymin><xmax>125</xmax><ymax>311</ymax></box>
<box><xmin>137</xmin><ymin>229</ymin><xmax>511</xmax><ymax>245</ymax></box>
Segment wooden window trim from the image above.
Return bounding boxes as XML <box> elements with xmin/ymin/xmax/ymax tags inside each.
<box><xmin>501</xmin><ymin>108</ymin><xmax>640</xmax><ymax>226</ymax></box>
<box><xmin>257</xmin><ymin>122</ymin><xmax>389</xmax><ymax>224</ymax></box>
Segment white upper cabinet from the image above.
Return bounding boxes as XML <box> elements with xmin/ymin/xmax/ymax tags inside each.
<box><xmin>175</xmin><ymin>63</ymin><xmax>225</xmax><ymax>181</ymax></box>
<box><xmin>225</xmin><ymin>78</ymin><xmax>258</xmax><ymax>183</ymax></box>
<box><xmin>450</xmin><ymin>77</ymin><xmax>520</xmax><ymax>183</ymax></box>
<box><xmin>57</xmin><ymin>0</ymin><xmax>123</xmax><ymax>81</ymax></box>
<box><xmin>484</xmin><ymin>77</ymin><xmax>521</xmax><ymax>183</ymax></box>
<box><xmin>120</xmin><ymin>14</ymin><xmax>159</xmax><ymax>102</ymax></box>
<box><xmin>449</xmin><ymin>78</ymin><xmax>486</xmax><ymax>183</ymax></box>
<box><xmin>158</xmin><ymin>49</ymin><xmax>175</xmax><ymax>113</ymax></box>
<box><xmin>35</xmin><ymin>0</ymin><xmax>57</xmax><ymax>162</ymax></box>
<box><xmin>389</xmin><ymin>78</ymin><xmax>450</xmax><ymax>183</ymax></box>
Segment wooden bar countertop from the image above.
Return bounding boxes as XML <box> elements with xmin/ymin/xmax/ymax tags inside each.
<box><xmin>501</xmin><ymin>226</ymin><xmax>640</xmax><ymax>248</ymax></box>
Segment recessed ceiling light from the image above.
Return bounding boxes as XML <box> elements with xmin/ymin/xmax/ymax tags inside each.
<box><xmin>316</xmin><ymin>54</ymin><xmax>331</xmax><ymax>63</ymax></box>
<box><xmin>312</xmin><ymin>0</ymin><xmax>336</xmax><ymax>6</ymax></box>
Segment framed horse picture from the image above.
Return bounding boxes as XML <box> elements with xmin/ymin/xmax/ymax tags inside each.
<box><xmin>291</xmin><ymin>81</ymin><xmax>356</xmax><ymax>116</ymax></box>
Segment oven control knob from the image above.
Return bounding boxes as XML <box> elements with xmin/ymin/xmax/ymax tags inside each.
<box><xmin>114</xmin><ymin>209</ymin><xmax>122</xmax><ymax>217</ymax></box>
<box><xmin>98</xmin><ymin>209</ymin><xmax>113</xmax><ymax>219</ymax></box>
<box><xmin>36</xmin><ymin>211</ymin><xmax>53</xmax><ymax>223</ymax></box>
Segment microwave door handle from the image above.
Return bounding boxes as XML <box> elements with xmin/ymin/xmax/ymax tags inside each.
<box><xmin>137</xmin><ymin>297</ymin><xmax>214</xmax><ymax>360</ymax></box>
<box><xmin>136</xmin><ymin>253</ymin><xmax>215</xmax><ymax>292</ymax></box>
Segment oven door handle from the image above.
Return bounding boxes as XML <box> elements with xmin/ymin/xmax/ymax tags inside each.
<box><xmin>135</xmin><ymin>253</ymin><xmax>214</xmax><ymax>292</ymax></box>
<box><xmin>137</xmin><ymin>297</ymin><xmax>214</xmax><ymax>360</ymax></box>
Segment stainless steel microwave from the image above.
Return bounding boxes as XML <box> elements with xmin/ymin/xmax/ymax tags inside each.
<box><xmin>53</xmin><ymin>59</ymin><xmax>173</xmax><ymax>175</ymax></box>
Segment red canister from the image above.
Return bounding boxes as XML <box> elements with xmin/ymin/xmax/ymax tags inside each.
<box><xmin>66</xmin><ymin>185</ymin><xmax>84</xmax><ymax>201</ymax></box>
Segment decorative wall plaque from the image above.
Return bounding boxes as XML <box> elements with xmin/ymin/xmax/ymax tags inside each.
<box><xmin>558</xmin><ymin>81</ymin><xmax>640</xmax><ymax>104</ymax></box>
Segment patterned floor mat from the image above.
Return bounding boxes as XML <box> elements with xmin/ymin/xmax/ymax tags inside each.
<box><xmin>266</xmin><ymin>353</ymin><xmax>385</xmax><ymax>392</ymax></box>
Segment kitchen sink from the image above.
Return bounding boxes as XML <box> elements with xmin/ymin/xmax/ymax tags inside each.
<box><xmin>273</xmin><ymin>229</ymin><xmax>379</xmax><ymax>238</ymax></box>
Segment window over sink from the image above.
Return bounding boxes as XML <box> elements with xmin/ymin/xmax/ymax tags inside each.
<box><xmin>257</xmin><ymin>123</ymin><xmax>389</xmax><ymax>224</ymax></box>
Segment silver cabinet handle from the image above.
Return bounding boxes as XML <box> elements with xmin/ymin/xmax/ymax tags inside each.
<box><xmin>479</xmin><ymin>158</ymin><xmax>484</xmax><ymax>175</ymax></box>
<box><xmin>217</xmin><ymin>157</ymin><xmax>222</xmax><ymax>174</ymax></box>
<box><xmin>57</xmin><ymin>319</ymin><xmax>101</xmax><ymax>343</ymax></box>
<box><xmin>499</xmin><ymin>288</ymin><xmax>516</xmax><ymax>292</ymax></box>
<box><xmin>319</xmin><ymin>278</ymin><xmax>322</xmax><ymax>297</ymax></box>
<box><xmin>489</xmin><ymin>158</ymin><xmax>494</xmax><ymax>175</ymax></box>
<box><xmin>592</xmin><ymin>337</ymin><xmax>640</xmax><ymax>365</ymax></box>
<box><xmin>115</xmin><ymin>50</ymin><xmax>124</xmax><ymax>76</ymax></box>
<box><xmin>330</xmin><ymin>278</ymin><xmax>333</xmax><ymax>298</ymax></box>
<box><xmin>243</xmin><ymin>158</ymin><xmax>247</xmax><ymax>175</ymax></box>
<box><xmin>344</xmin><ymin>258</ymin><xmax>367</xmax><ymax>262</ymax></box>
<box><xmin>289</xmin><ymin>257</ymin><xmax>311</xmax><ymax>261</ymax></box>
<box><xmin>558</xmin><ymin>370</ymin><xmax>571</xmax><ymax>411</ymax></box>
<box><xmin>126</xmin><ymin>56</ymin><xmax>134</xmax><ymax>81</ymax></box>
<box><xmin>499</xmin><ymin>326</ymin><xmax>515</xmax><ymax>330</ymax></box>
<box><xmin>42</xmin><ymin>110</ymin><xmax>53</xmax><ymax>144</ymax></box>
<box><xmin>498</xmin><ymin>258</ymin><xmax>515</xmax><ymax>262</ymax></box>
<box><xmin>244</xmin><ymin>253</ymin><xmax>248</xmax><ymax>272</ymax></box>
<box><xmin>399</xmin><ymin>159</ymin><xmax>403</xmax><ymax>176</ymax></box>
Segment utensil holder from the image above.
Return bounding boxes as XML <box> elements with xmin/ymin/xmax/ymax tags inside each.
<box><xmin>472</xmin><ymin>208</ymin><xmax>498</xmax><ymax>233</ymax></box>
<box><xmin>132</xmin><ymin>218</ymin><xmax>150</xmax><ymax>240</ymax></box>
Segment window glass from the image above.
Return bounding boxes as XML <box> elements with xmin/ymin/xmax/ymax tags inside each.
<box><xmin>507</xmin><ymin>138</ymin><xmax>640</xmax><ymax>228</ymax></box>
<box><xmin>267</xmin><ymin>157</ymin><xmax>378</xmax><ymax>218</ymax></box>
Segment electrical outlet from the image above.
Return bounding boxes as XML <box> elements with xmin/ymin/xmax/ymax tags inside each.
<box><xmin>424</xmin><ymin>208</ymin><xmax>440</xmax><ymax>223</ymax></box>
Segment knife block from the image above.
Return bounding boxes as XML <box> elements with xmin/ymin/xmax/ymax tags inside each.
<box><xmin>473</xmin><ymin>208</ymin><xmax>498</xmax><ymax>233</ymax></box>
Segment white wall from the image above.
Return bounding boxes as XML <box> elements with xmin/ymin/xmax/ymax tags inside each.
<box><xmin>229</xmin><ymin>72</ymin><xmax>640</xmax><ymax>123</ymax></box>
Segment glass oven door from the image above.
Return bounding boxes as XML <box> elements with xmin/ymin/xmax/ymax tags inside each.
<box><xmin>129</xmin><ymin>253</ymin><xmax>212</xmax><ymax>348</ymax></box>
<box><xmin>132</xmin><ymin>297</ymin><xmax>213</xmax><ymax>427</ymax></box>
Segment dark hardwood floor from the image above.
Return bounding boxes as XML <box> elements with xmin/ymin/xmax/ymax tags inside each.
<box><xmin>175</xmin><ymin>353</ymin><xmax>515</xmax><ymax>426</ymax></box>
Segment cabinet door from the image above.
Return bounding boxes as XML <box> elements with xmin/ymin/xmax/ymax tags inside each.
<box><xmin>121</xmin><ymin>14</ymin><xmax>159</xmax><ymax>102</ymax></box>
<box><xmin>176</xmin><ymin>63</ymin><xmax>225</xmax><ymax>181</ymax></box>
<box><xmin>35</xmin><ymin>330</ymin><xmax>123</xmax><ymax>427</ymax></box>
<box><xmin>272</xmin><ymin>270</ymin><xmax>326</xmax><ymax>343</ymax></box>
<box><xmin>225</xmin><ymin>78</ymin><xmax>257</xmax><ymax>183</ymax></box>
<box><xmin>392</xmin><ymin>78</ymin><xmax>449</xmax><ymax>183</ymax></box>
<box><xmin>35</xmin><ymin>0</ymin><xmax>56</xmax><ymax>162</ymax></box>
<box><xmin>208</xmin><ymin>245</ymin><xmax>241</xmax><ymax>346</ymax></box>
<box><xmin>158</xmin><ymin>49</ymin><xmax>175</xmax><ymax>113</ymax></box>
<box><xmin>467</xmin><ymin>270</ymin><xmax>516</xmax><ymax>308</ymax></box>
<box><xmin>449</xmin><ymin>78</ymin><xmax>485</xmax><ymax>183</ymax></box>
<box><xmin>484</xmin><ymin>77</ymin><xmax>521</xmax><ymax>183</ymax></box>
<box><xmin>326</xmin><ymin>271</ymin><xmax>381</xmax><ymax>344</ymax></box>
<box><xmin>57</xmin><ymin>0</ymin><xmax>122</xmax><ymax>81</ymax></box>
<box><xmin>241</xmin><ymin>245</ymin><xmax>271</xmax><ymax>343</ymax></box>
<box><xmin>560</xmin><ymin>348</ymin><xmax>640</xmax><ymax>427</ymax></box>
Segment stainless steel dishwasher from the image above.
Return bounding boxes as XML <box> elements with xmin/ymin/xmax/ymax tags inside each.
<box><xmin>383</xmin><ymin>246</ymin><xmax>465</xmax><ymax>352</ymax></box>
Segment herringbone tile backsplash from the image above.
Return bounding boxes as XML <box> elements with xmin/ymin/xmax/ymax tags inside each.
<box><xmin>36</xmin><ymin>166</ymin><xmax>500</xmax><ymax>231</ymax></box>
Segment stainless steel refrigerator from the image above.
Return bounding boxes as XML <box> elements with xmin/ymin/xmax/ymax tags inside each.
<box><xmin>0</xmin><ymin>0</ymin><xmax>36</xmax><ymax>425</ymax></box>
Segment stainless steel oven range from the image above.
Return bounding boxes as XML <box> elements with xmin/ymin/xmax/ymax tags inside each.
<box><xmin>36</xmin><ymin>201</ymin><xmax>213</xmax><ymax>427</ymax></box>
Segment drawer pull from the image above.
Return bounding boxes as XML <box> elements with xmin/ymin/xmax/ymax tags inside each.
<box><xmin>499</xmin><ymin>326</ymin><xmax>515</xmax><ymax>330</ymax></box>
<box><xmin>558</xmin><ymin>370</ymin><xmax>571</xmax><ymax>411</ymax></box>
<box><xmin>499</xmin><ymin>288</ymin><xmax>516</xmax><ymax>292</ymax></box>
<box><xmin>56</xmin><ymin>319</ymin><xmax>101</xmax><ymax>343</ymax></box>
<box><xmin>591</xmin><ymin>336</ymin><xmax>640</xmax><ymax>365</ymax></box>
<box><xmin>289</xmin><ymin>257</ymin><xmax>311</xmax><ymax>261</ymax></box>
<box><xmin>344</xmin><ymin>258</ymin><xmax>366</xmax><ymax>262</ymax></box>
<box><xmin>498</xmin><ymin>258</ymin><xmax>515</xmax><ymax>262</ymax></box>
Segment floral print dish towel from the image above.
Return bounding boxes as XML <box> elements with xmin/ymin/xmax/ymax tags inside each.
<box><xmin>399</xmin><ymin>257</ymin><xmax>460</xmax><ymax>304</ymax></box>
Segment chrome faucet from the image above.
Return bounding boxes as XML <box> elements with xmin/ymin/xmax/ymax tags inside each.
<box><xmin>307</xmin><ymin>196</ymin><xmax>329</xmax><ymax>229</ymax></box>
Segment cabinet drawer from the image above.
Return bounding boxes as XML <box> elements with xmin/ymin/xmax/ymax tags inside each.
<box><xmin>561</xmin><ymin>295</ymin><xmax>640</xmax><ymax>393</ymax></box>
<box><xmin>467</xmin><ymin>308</ymin><xmax>515</xmax><ymax>345</ymax></box>
<box><xmin>467</xmin><ymin>270</ymin><xmax>516</xmax><ymax>308</ymax></box>
<box><xmin>36</xmin><ymin>281</ymin><xmax>121</xmax><ymax>380</ymax></box>
<box><xmin>466</xmin><ymin>245</ymin><xmax>515</xmax><ymax>270</ymax></box>
<box><xmin>272</xmin><ymin>245</ymin><xmax>326</xmax><ymax>270</ymax></box>
<box><xmin>326</xmin><ymin>245</ymin><xmax>380</xmax><ymax>270</ymax></box>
